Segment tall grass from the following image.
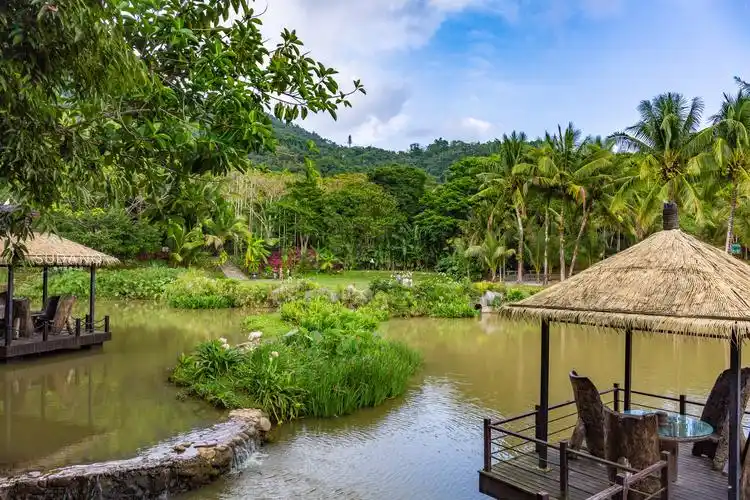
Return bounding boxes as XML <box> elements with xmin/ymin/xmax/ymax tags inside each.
<box><xmin>170</xmin><ymin>298</ymin><xmax>421</xmax><ymax>422</ymax></box>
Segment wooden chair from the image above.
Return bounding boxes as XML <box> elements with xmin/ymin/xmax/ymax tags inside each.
<box><xmin>605</xmin><ymin>410</ymin><xmax>662</xmax><ymax>499</ymax></box>
<box><xmin>692</xmin><ymin>367</ymin><xmax>750</xmax><ymax>471</ymax></box>
<box><xmin>569</xmin><ymin>370</ymin><xmax>607</xmax><ymax>458</ymax></box>
<box><xmin>33</xmin><ymin>295</ymin><xmax>61</xmax><ymax>330</ymax></box>
<box><xmin>35</xmin><ymin>296</ymin><xmax>75</xmax><ymax>335</ymax></box>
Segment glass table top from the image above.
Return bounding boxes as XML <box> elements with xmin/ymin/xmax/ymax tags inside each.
<box><xmin>622</xmin><ymin>409</ymin><xmax>714</xmax><ymax>440</ymax></box>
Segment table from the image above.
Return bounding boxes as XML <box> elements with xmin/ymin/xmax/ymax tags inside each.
<box><xmin>623</xmin><ymin>409</ymin><xmax>714</xmax><ymax>482</ymax></box>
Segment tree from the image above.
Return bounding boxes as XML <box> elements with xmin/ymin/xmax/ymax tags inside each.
<box><xmin>610</xmin><ymin>93</ymin><xmax>707</xmax><ymax>215</ymax></box>
<box><xmin>1</xmin><ymin>0</ymin><xmax>363</xmax><ymax>253</ymax></box>
<box><xmin>465</xmin><ymin>231</ymin><xmax>514</xmax><ymax>282</ymax></box>
<box><xmin>476</xmin><ymin>132</ymin><xmax>530</xmax><ymax>283</ymax></box>
<box><xmin>369</xmin><ymin>165</ymin><xmax>428</xmax><ymax>217</ymax></box>
<box><xmin>692</xmin><ymin>90</ymin><xmax>750</xmax><ymax>252</ymax></box>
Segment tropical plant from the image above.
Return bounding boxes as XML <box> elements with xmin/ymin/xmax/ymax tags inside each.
<box><xmin>465</xmin><ymin>231</ymin><xmax>515</xmax><ymax>281</ymax></box>
<box><xmin>316</xmin><ymin>249</ymin><xmax>339</xmax><ymax>273</ymax></box>
<box><xmin>245</xmin><ymin>233</ymin><xmax>272</xmax><ymax>275</ymax></box>
<box><xmin>610</xmin><ymin>93</ymin><xmax>707</xmax><ymax>215</ymax></box>
<box><xmin>166</xmin><ymin>221</ymin><xmax>205</xmax><ymax>267</ymax></box>
<box><xmin>691</xmin><ymin>90</ymin><xmax>750</xmax><ymax>251</ymax></box>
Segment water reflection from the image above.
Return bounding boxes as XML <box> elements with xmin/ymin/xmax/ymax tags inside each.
<box><xmin>0</xmin><ymin>302</ymin><xmax>248</xmax><ymax>472</ymax></box>
<box><xmin>0</xmin><ymin>306</ymin><xmax>739</xmax><ymax>499</ymax></box>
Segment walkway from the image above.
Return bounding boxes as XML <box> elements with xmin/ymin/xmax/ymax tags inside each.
<box><xmin>220</xmin><ymin>262</ymin><xmax>249</xmax><ymax>281</ymax></box>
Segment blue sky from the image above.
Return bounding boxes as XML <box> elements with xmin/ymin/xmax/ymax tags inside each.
<box><xmin>260</xmin><ymin>0</ymin><xmax>750</xmax><ymax>150</ymax></box>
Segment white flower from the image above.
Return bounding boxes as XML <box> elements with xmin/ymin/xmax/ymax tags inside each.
<box><xmin>218</xmin><ymin>337</ymin><xmax>228</xmax><ymax>344</ymax></box>
<box><xmin>270</xmin><ymin>351</ymin><xmax>279</xmax><ymax>358</ymax></box>
<box><xmin>248</xmin><ymin>331</ymin><xmax>263</xmax><ymax>341</ymax></box>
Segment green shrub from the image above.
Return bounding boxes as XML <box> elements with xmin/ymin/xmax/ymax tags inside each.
<box><xmin>164</xmin><ymin>272</ymin><xmax>274</xmax><ymax>309</ymax></box>
<box><xmin>339</xmin><ymin>285</ymin><xmax>368</xmax><ymax>308</ymax></box>
<box><xmin>51</xmin><ymin>207</ymin><xmax>163</xmax><ymax>259</ymax></box>
<box><xmin>268</xmin><ymin>279</ymin><xmax>318</xmax><ymax>306</ymax></box>
<box><xmin>171</xmin><ymin>297</ymin><xmax>421</xmax><ymax>423</ymax></box>
<box><xmin>15</xmin><ymin>265</ymin><xmax>183</xmax><ymax>301</ymax></box>
<box><xmin>364</xmin><ymin>275</ymin><xmax>477</xmax><ymax>319</ymax></box>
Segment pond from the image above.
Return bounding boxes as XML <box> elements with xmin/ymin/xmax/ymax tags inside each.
<box><xmin>0</xmin><ymin>302</ymin><xmax>736</xmax><ymax>498</ymax></box>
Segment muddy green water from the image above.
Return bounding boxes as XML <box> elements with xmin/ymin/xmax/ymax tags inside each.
<box><xmin>0</xmin><ymin>303</ymin><xmax>734</xmax><ymax>499</ymax></box>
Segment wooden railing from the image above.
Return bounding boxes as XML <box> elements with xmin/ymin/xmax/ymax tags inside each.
<box><xmin>482</xmin><ymin>386</ymin><xmax>689</xmax><ymax>499</ymax></box>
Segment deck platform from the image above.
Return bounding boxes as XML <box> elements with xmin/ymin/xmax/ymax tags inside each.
<box><xmin>0</xmin><ymin>331</ymin><xmax>111</xmax><ymax>360</ymax></box>
<box><xmin>480</xmin><ymin>442</ymin><xmax>725</xmax><ymax>500</ymax></box>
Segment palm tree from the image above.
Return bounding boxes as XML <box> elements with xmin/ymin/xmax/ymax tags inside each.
<box><xmin>692</xmin><ymin>90</ymin><xmax>750</xmax><ymax>251</ymax></box>
<box><xmin>516</xmin><ymin>124</ymin><xmax>612</xmax><ymax>279</ymax></box>
<box><xmin>476</xmin><ymin>132</ymin><xmax>529</xmax><ymax>283</ymax></box>
<box><xmin>465</xmin><ymin>231</ymin><xmax>515</xmax><ymax>282</ymax></box>
<box><xmin>610</xmin><ymin>92</ymin><xmax>707</xmax><ymax>215</ymax></box>
<box><xmin>203</xmin><ymin>205</ymin><xmax>250</xmax><ymax>257</ymax></box>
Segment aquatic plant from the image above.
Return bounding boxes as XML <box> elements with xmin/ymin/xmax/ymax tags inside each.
<box><xmin>171</xmin><ymin>298</ymin><xmax>421</xmax><ymax>423</ymax></box>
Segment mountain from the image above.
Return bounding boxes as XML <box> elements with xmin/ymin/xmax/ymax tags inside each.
<box><xmin>249</xmin><ymin>118</ymin><xmax>501</xmax><ymax>181</ymax></box>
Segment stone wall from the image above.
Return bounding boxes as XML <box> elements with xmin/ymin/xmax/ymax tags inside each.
<box><xmin>0</xmin><ymin>409</ymin><xmax>271</xmax><ymax>499</ymax></box>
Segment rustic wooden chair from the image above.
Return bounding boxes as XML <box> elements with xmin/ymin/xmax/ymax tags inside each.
<box><xmin>692</xmin><ymin>367</ymin><xmax>750</xmax><ymax>471</ymax></box>
<box><xmin>605</xmin><ymin>409</ymin><xmax>662</xmax><ymax>499</ymax></box>
<box><xmin>35</xmin><ymin>296</ymin><xmax>76</xmax><ymax>335</ymax></box>
<box><xmin>569</xmin><ymin>370</ymin><xmax>607</xmax><ymax>458</ymax></box>
<box><xmin>33</xmin><ymin>295</ymin><xmax>61</xmax><ymax>330</ymax></box>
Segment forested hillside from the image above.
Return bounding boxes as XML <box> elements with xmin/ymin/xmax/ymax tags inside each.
<box><xmin>249</xmin><ymin>118</ymin><xmax>500</xmax><ymax>180</ymax></box>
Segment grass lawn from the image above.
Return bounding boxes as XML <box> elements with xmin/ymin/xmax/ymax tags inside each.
<box><xmin>250</xmin><ymin>270</ymin><xmax>438</xmax><ymax>289</ymax></box>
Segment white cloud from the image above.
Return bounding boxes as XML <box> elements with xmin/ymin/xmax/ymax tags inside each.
<box><xmin>461</xmin><ymin>117</ymin><xmax>493</xmax><ymax>134</ymax></box>
<box><xmin>253</xmin><ymin>0</ymin><xmax>747</xmax><ymax>150</ymax></box>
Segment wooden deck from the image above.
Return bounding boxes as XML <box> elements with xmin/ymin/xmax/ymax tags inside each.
<box><xmin>480</xmin><ymin>443</ymin><xmax>725</xmax><ymax>499</ymax></box>
<box><xmin>0</xmin><ymin>331</ymin><xmax>111</xmax><ymax>360</ymax></box>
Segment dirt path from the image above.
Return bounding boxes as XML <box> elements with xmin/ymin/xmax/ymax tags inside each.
<box><xmin>220</xmin><ymin>262</ymin><xmax>249</xmax><ymax>281</ymax></box>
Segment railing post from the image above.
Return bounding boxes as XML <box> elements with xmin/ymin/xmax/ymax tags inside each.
<box><xmin>483</xmin><ymin>418</ymin><xmax>492</xmax><ymax>472</ymax></box>
<box><xmin>613</xmin><ymin>383</ymin><xmax>620</xmax><ymax>412</ymax></box>
<box><xmin>75</xmin><ymin>318</ymin><xmax>81</xmax><ymax>337</ymax></box>
<box><xmin>679</xmin><ymin>394</ymin><xmax>687</xmax><ymax>415</ymax></box>
<box><xmin>614</xmin><ymin>472</ymin><xmax>626</xmax><ymax>500</ymax></box>
<box><xmin>536</xmin><ymin>493</ymin><xmax>549</xmax><ymax>500</ymax></box>
<box><xmin>104</xmin><ymin>315</ymin><xmax>110</xmax><ymax>334</ymax></box>
<box><xmin>559</xmin><ymin>440</ymin><xmax>569</xmax><ymax>495</ymax></box>
<box><xmin>660</xmin><ymin>451</ymin><xmax>671</xmax><ymax>500</ymax></box>
<box><xmin>538</xmin><ymin>319</ymin><xmax>550</xmax><ymax>469</ymax></box>
<box><xmin>42</xmin><ymin>321</ymin><xmax>49</xmax><ymax>342</ymax></box>
<box><xmin>85</xmin><ymin>314</ymin><xmax>90</xmax><ymax>333</ymax></box>
<box><xmin>534</xmin><ymin>404</ymin><xmax>542</xmax><ymax>456</ymax></box>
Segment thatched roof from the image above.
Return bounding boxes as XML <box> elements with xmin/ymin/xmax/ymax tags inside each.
<box><xmin>0</xmin><ymin>233</ymin><xmax>119</xmax><ymax>268</ymax></box>
<box><xmin>503</xmin><ymin>227</ymin><xmax>750</xmax><ymax>339</ymax></box>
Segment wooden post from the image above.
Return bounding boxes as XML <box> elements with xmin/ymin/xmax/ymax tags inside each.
<box><xmin>679</xmin><ymin>394</ymin><xmax>687</xmax><ymax>415</ymax></box>
<box><xmin>89</xmin><ymin>266</ymin><xmax>96</xmax><ymax>332</ymax></box>
<box><xmin>4</xmin><ymin>266</ymin><xmax>13</xmax><ymax>347</ymax></box>
<box><xmin>538</xmin><ymin>319</ymin><xmax>550</xmax><ymax>469</ymax></box>
<box><xmin>728</xmin><ymin>328</ymin><xmax>742</xmax><ymax>500</ymax></box>
<box><xmin>614</xmin><ymin>472</ymin><xmax>626</xmax><ymax>500</ymax></box>
<box><xmin>624</xmin><ymin>328</ymin><xmax>632</xmax><ymax>411</ymax></box>
<box><xmin>483</xmin><ymin>418</ymin><xmax>492</xmax><ymax>472</ymax></box>
<box><xmin>559</xmin><ymin>440</ymin><xmax>569</xmax><ymax>495</ymax></box>
<box><xmin>75</xmin><ymin>318</ymin><xmax>81</xmax><ymax>337</ymax></box>
<box><xmin>42</xmin><ymin>266</ymin><xmax>48</xmax><ymax>308</ymax></box>
<box><xmin>660</xmin><ymin>451</ymin><xmax>671</xmax><ymax>500</ymax></box>
<box><xmin>85</xmin><ymin>314</ymin><xmax>90</xmax><ymax>333</ymax></box>
<box><xmin>42</xmin><ymin>321</ymin><xmax>48</xmax><ymax>342</ymax></box>
<box><xmin>104</xmin><ymin>315</ymin><xmax>110</xmax><ymax>334</ymax></box>
<box><xmin>613</xmin><ymin>383</ymin><xmax>620</xmax><ymax>412</ymax></box>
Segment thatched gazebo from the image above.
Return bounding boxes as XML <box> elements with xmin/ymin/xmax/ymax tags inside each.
<box><xmin>1</xmin><ymin>232</ymin><xmax>119</xmax><ymax>358</ymax></box>
<box><xmin>500</xmin><ymin>203</ymin><xmax>749</xmax><ymax>500</ymax></box>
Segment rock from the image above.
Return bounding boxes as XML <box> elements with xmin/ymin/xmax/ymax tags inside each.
<box><xmin>258</xmin><ymin>417</ymin><xmax>272</xmax><ymax>432</ymax></box>
<box><xmin>0</xmin><ymin>408</ymin><xmax>268</xmax><ymax>499</ymax></box>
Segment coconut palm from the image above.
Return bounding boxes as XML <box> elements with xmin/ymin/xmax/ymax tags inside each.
<box><xmin>516</xmin><ymin>124</ymin><xmax>612</xmax><ymax>279</ymax></box>
<box><xmin>476</xmin><ymin>131</ymin><xmax>530</xmax><ymax>283</ymax></box>
<box><xmin>465</xmin><ymin>231</ymin><xmax>515</xmax><ymax>282</ymax></box>
<box><xmin>691</xmin><ymin>90</ymin><xmax>750</xmax><ymax>252</ymax></box>
<box><xmin>610</xmin><ymin>92</ymin><xmax>707</xmax><ymax>216</ymax></box>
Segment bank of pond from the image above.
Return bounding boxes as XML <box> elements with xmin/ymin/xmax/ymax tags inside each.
<box><xmin>0</xmin><ymin>301</ymin><xmax>738</xmax><ymax>499</ymax></box>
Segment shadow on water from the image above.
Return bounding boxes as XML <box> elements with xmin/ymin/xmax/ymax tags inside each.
<box><xmin>0</xmin><ymin>303</ymin><xmax>739</xmax><ymax>499</ymax></box>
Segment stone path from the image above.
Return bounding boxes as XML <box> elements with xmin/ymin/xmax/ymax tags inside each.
<box><xmin>220</xmin><ymin>262</ymin><xmax>249</xmax><ymax>281</ymax></box>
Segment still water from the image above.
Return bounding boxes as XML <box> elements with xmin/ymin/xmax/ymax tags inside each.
<box><xmin>0</xmin><ymin>303</ymin><xmax>734</xmax><ymax>498</ymax></box>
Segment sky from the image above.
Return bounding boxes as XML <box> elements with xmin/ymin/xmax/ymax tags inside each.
<box><xmin>258</xmin><ymin>0</ymin><xmax>750</xmax><ymax>151</ymax></box>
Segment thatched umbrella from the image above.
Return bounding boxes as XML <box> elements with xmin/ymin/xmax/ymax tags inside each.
<box><xmin>501</xmin><ymin>202</ymin><xmax>749</xmax><ymax>499</ymax></box>
<box><xmin>1</xmin><ymin>233</ymin><xmax>120</xmax><ymax>346</ymax></box>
